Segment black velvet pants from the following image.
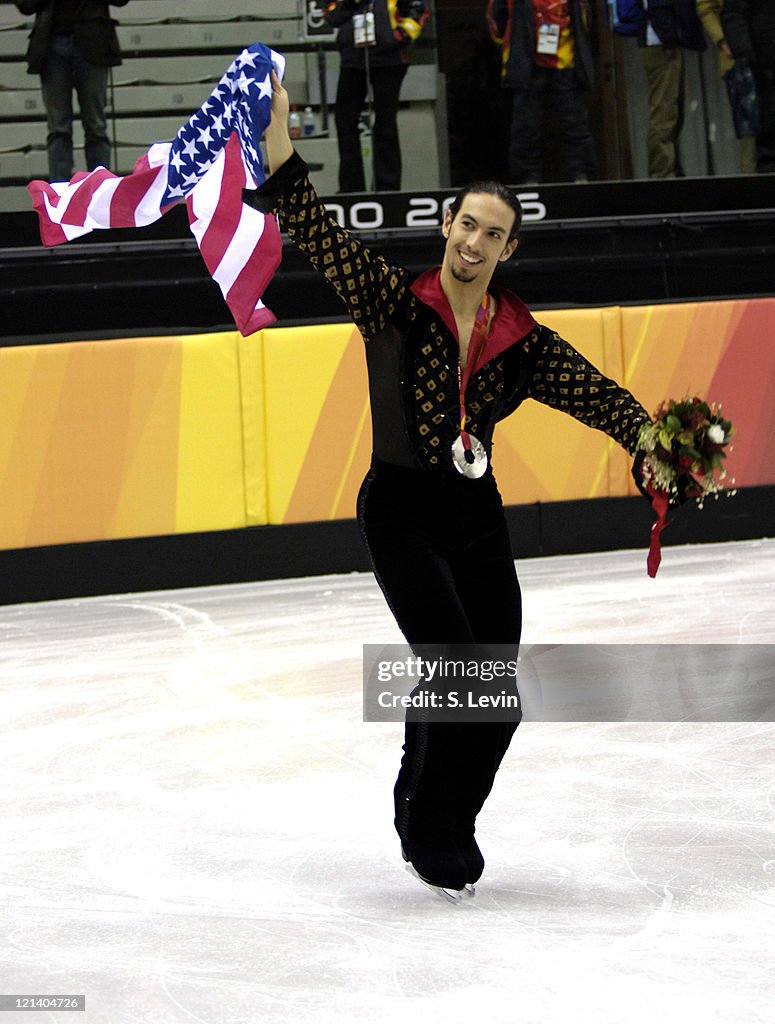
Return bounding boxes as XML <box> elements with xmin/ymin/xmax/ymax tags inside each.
<box><xmin>357</xmin><ymin>459</ymin><xmax>522</xmax><ymax>887</ymax></box>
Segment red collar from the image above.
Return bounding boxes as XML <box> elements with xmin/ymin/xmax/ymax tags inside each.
<box><xmin>410</xmin><ymin>267</ymin><xmax>536</xmax><ymax>376</ymax></box>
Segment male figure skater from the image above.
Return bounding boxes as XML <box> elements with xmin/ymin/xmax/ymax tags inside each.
<box><xmin>244</xmin><ymin>72</ymin><xmax>650</xmax><ymax>901</ymax></box>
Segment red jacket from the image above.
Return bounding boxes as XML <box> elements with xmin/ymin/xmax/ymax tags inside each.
<box><xmin>487</xmin><ymin>0</ymin><xmax>595</xmax><ymax>90</ymax></box>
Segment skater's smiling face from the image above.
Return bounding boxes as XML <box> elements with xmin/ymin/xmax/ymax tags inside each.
<box><xmin>441</xmin><ymin>193</ymin><xmax>519</xmax><ymax>286</ymax></box>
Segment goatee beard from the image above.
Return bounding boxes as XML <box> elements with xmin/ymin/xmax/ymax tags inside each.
<box><xmin>451</xmin><ymin>263</ymin><xmax>476</xmax><ymax>282</ymax></box>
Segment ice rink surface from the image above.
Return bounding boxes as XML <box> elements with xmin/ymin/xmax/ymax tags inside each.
<box><xmin>1</xmin><ymin>538</ymin><xmax>774</xmax><ymax>1024</ymax></box>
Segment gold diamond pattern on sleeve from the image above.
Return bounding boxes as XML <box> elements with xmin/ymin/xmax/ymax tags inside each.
<box><xmin>528</xmin><ymin>328</ymin><xmax>650</xmax><ymax>455</ymax></box>
<box><xmin>275</xmin><ymin>177</ymin><xmax>407</xmax><ymax>339</ymax></box>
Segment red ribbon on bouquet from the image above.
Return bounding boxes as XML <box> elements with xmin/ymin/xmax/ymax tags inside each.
<box><xmin>646</xmin><ymin>484</ymin><xmax>670</xmax><ymax>578</ymax></box>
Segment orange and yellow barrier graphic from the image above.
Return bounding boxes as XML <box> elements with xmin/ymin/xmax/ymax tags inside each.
<box><xmin>1</xmin><ymin>297</ymin><xmax>773</xmax><ymax>551</ymax></box>
<box><xmin>0</xmin><ymin>331</ymin><xmax>264</xmax><ymax>549</ymax></box>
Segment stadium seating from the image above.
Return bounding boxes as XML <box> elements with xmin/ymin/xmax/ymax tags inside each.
<box><xmin>0</xmin><ymin>1</ymin><xmax>329</xmax><ymax>208</ymax></box>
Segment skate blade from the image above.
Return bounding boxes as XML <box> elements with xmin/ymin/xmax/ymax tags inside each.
<box><xmin>404</xmin><ymin>862</ymin><xmax>466</xmax><ymax>904</ymax></box>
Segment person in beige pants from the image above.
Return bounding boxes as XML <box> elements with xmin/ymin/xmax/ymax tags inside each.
<box><xmin>638</xmin><ymin>0</ymin><xmax>706</xmax><ymax>178</ymax></box>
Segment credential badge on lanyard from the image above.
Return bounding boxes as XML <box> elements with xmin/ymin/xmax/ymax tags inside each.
<box><xmin>536</xmin><ymin>2</ymin><xmax>561</xmax><ymax>56</ymax></box>
<box><xmin>353</xmin><ymin>4</ymin><xmax>376</xmax><ymax>47</ymax></box>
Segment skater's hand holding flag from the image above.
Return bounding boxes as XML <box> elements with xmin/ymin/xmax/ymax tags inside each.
<box><xmin>26</xmin><ymin>43</ymin><xmax>286</xmax><ymax>337</ymax></box>
<box><xmin>632</xmin><ymin>397</ymin><xmax>735</xmax><ymax>577</ymax></box>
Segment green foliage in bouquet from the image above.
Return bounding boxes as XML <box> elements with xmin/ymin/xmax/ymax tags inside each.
<box><xmin>637</xmin><ymin>397</ymin><xmax>735</xmax><ymax>507</ymax></box>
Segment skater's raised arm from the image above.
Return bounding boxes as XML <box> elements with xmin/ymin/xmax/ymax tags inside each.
<box><xmin>244</xmin><ymin>72</ymin><xmax>409</xmax><ymax>340</ymax></box>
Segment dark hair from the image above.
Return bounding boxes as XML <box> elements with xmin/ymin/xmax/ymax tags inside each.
<box><xmin>447</xmin><ymin>181</ymin><xmax>522</xmax><ymax>243</ymax></box>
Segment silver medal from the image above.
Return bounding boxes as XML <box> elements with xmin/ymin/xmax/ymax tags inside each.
<box><xmin>451</xmin><ymin>433</ymin><xmax>488</xmax><ymax>479</ymax></box>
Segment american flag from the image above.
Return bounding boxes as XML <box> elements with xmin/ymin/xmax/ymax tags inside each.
<box><xmin>27</xmin><ymin>43</ymin><xmax>286</xmax><ymax>336</ymax></box>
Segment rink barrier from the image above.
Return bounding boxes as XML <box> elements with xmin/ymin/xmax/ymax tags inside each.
<box><xmin>0</xmin><ymin>297</ymin><xmax>773</xmax><ymax>554</ymax></box>
<box><xmin>0</xmin><ymin>485</ymin><xmax>771</xmax><ymax>605</ymax></box>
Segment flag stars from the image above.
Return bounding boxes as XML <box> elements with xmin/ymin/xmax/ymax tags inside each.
<box><xmin>257</xmin><ymin>73</ymin><xmax>272</xmax><ymax>102</ymax></box>
<box><xmin>33</xmin><ymin>44</ymin><xmax>278</xmax><ymax>339</ymax></box>
<box><xmin>237</xmin><ymin>48</ymin><xmax>257</xmax><ymax>68</ymax></box>
<box><xmin>168</xmin><ymin>48</ymin><xmax>274</xmax><ymax>195</ymax></box>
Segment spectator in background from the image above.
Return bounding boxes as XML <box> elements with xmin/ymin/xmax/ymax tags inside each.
<box><xmin>722</xmin><ymin>0</ymin><xmax>775</xmax><ymax>172</ymax></box>
<box><xmin>323</xmin><ymin>0</ymin><xmax>430</xmax><ymax>192</ymax></box>
<box><xmin>486</xmin><ymin>0</ymin><xmax>596</xmax><ymax>184</ymax></box>
<box><xmin>695</xmin><ymin>0</ymin><xmax>756</xmax><ymax>173</ymax></box>
<box><xmin>15</xmin><ymin>0</ymin><xmax>128</xmax><ymax>183</ymax></box>
<box><xmin>638</xmin><ymin>0</ymin><xmax>706</xmax><ymax>177</ymax></box>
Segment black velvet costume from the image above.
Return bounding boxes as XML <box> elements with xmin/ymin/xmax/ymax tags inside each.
<box><xmin>245</xmin><ymin>152</ymin><xmax>650</xmax><ymax>891</ymax></box>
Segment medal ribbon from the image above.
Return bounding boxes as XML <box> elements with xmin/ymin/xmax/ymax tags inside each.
<box><xmin>457</xmin><ymin>293</ymin><xmax>493</xmax><ymax>458</ymax></box>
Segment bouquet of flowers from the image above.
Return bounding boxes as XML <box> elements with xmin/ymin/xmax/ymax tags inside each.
<box><xmin>635</xmin><ymin>397</ymin><xmax>735</xmax><ymax>576</ymax></box>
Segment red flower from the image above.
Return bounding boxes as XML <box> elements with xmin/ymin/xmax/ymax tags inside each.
<box><xmin>687</xmin><ymin>410</ymin><xmax>706</xmax><ymax>429</ymax></box>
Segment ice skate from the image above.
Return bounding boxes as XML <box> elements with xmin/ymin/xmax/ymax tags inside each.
<box><xmin>401</xmin><ymin>847</ymin><xmax>468</xmax><ymax>904</ymax></box>
<box><xmin>455</xmin><ymin>829</ymin><xmax>485</xmax><ymax>890</ymax></box>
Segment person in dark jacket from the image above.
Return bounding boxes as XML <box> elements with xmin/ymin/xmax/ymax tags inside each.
<box><xmin>15</xmin><ymin>0</ymin><xmax>128</xmax><ymax>182</ymax></box>
<box><xmin>638</xmin><ymin>0</ymin><xmax>706</xmax><ymax>177</ymax></box>
<box><xmin>323</xmin><ymin>0</ymin><xmax>430</xmax><ymax>192</ymax></box>
<box><xmin>486</xmin><ymin>0</ymin><xmax>597</xmax><ymax>183</ymax></box>
<box><xmin>721</xmin><ymin>0</ymin><xmax>775</xmax><ymax>171</ymax></box>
